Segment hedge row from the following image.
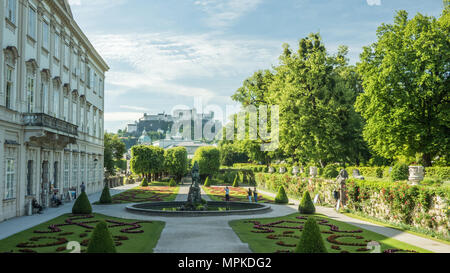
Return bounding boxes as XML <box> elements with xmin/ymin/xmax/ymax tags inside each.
<box><xmin>235</xmin><ymin>163</ymin><xmax>450</xmax><ymax>180</ymax></box>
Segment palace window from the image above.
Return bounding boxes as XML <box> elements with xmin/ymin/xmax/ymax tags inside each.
<box><xmin>42</xmin><ymin>21</ymin><xmax>49</xmax><ymax>50</ymax></box>
<box><xmin>53</xmin><ymin>87</ymin><xmax>60</xmax><ymax>117</ymax></box>
<box><xmin>27</xmin><ymin>160</ymin><xmax>33</xmax><ymax>196</ymax></box>
<box><xmin>64</xmin><ymin>97</ymin><xmax>69</xmax><ymax>121</ymax></box>
<box><xmin>26</xmin><ymin>71</ymin><xmax>36</xmax><ymax>113</ymax></box>
<box><xmin>93</xmin><ymin>110</ymin><xmax>97</xmax><ymax>137</ymax></box>
<box><xmin>64</xmin><ymin>159</ymin><xmax>69</xmax><ymax>188</ymax></box>
<box><xmin>5</xmin><ymin>158</ymin><xmax>16</xmax><ymax>199</ymax></box>
<box><xmin>80</xmin><ymin>157</ymin><xmax>85</xmax><ymax>183</ymax></box>
<box><xmin>64</xmin><ymin>44</ymin><xmax>69</xmax><ymax>67</ymax></box>
<box><xmin>6</xmin><ymin>0</ymin><xmax>16</xmax><ymax>24</ymax></box>
<box><xmin>86</xmin><ymin>66</ymin><xmax>91</xmax><ymax>87</ymax></box>
<box><xmin>72</xmin><ymin>158</ymin><xmax>78</xmax><ymax>188</ymax></box>
<box><xmin>5</xmin><ymin>66</ymin><xmax>14</xmax><ymax>109</ymax></box>
<box><xmin>73</xmin><ymin>50</ymin><xmax>78</xmax><ymax>75</ymax></box>
<box><xmin>72</xmin><ymin>101</ymin><xmax>77</xmax><ymax>125</ymax></box>
<box><xmin>55</xmin><ymin>34</ymin><xmax>60</xmax><ymax>59</ymax></box>
<box><xmin>80</xmin><ymin>105</ymin><xmax>85</xmax><ymax>132</ymax></box>
<box><xmin>41</xmin><ymin>80</ymin><xmax>49</xmax><ymax>114</ymax></box>
<box><xmin>28</xmin><ymin>7</ymin><xmax>37</xmax><ymax>40</ymax></box>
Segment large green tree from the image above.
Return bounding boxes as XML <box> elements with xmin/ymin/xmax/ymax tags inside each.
<box><xmin>104</xmin><ymin>133</ymin><xmax>127</xmax><ymax>174</ymax></box>
<box><xmin>192</xmin><ymin>146</ymin><xmax>221</xmax><ymax>180</ymax></box>
<box><xmin>271</xmin><ymin>34</ymin><xmax>366</xmax><ymax>166</ymax></box>
<box><xmin>130</xmin><ymin>145</ymin><xmax>165</xmax><ymax>181</ymax></box>
<box><xmin>164</xmin><ymin>147</ymin><xmax>188</xmax><ymax>183</ymax></box>
<box><xmin>355</xmin><ymin>9</ymin><xmax>450</xmax><ymax>166</ymax></box>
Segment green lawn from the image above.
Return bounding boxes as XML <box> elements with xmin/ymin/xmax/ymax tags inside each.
<box><xmin>0</xmin><ymin>213</ymin><xmax>165</xmax><ymax>253</ymax></box>
<box><xmin>104</xmin><ymin>185</ymin><xmax>179</xmax><ymax>204</ymax></box>
<box><xmin>230</xmin><ymin>213</ymin><xmax>431</xmax><ymax>253</ymax></box>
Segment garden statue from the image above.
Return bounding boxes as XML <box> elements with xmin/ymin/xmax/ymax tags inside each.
<box><xmin>268</xmin><ymin>167</ymin><xmax>275</xmax><ymax>174</ymax></box>
<box><xmin>183</xmin><ymin>162</ymin><xmax>204</xmax><ymax>211</ymax></box>
<box><xmin>336</xmin><ymin>169</ymin><xmax>349</xmax><ymax>206</ymax></box>
<box><xmin>352</xmin><ymin>169</ymin><xmax>365</xmax><ymax>180</ymax></box>
<box><xmin>310</xmin><ymin>167</ymin><xmax>318</xmax><ymax>178</ymax></box>
<box><xmin>279</xmin><ymin>167</ymin><xmax>286</xmax><ymax>174</ymax></box>
<box><xmin>292</xmin><ymin>166</ymin><xmax>300</xmax><ymax>176</ymax></box>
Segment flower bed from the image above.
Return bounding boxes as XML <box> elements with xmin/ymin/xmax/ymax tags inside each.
<box><xmin>230</xmin><ymin>213</ymin><xmax>428</xmax><ymax>253</ymax></box>
<box><xmin>109</xmin><ymin>186</ymin><xmax>179</xmax><ymax>204</ymax></box>
<box><xmin>0</xmin><ymin>214</ymin><xmax>164</xmax><ymax>253</ymax></box>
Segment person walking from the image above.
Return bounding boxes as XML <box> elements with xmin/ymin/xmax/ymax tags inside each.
<box><xmin>253</xmin><ymin>187</ymin><xmax>258</xmax><ymax>203</ymax></box>
<box><xmin>247</xmin><ymin>188</ymin><xmax>253</xmax><ymax>203</ymax></box>
<box><xmin>225</xmin><ymin>186</ymin><xmax>230</xmax><ymax>202</ymax></box>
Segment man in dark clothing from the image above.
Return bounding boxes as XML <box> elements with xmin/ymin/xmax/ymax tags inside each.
<box><xmin>80</xmin><ymin>182</ymin><xmax>86</xmax><ymax>193</ymax></box>
<box><xmin>32</xmin><ymin>199</ymin><xmax>43</xmax><ymax>214</ymax></box>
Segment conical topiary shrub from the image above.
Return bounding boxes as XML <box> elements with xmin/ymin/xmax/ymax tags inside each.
<box><xmin>99</xmin><ymin>184</ymin><xmax>112</xmax><ymax>204</ymax></box>
<box><xmin>86</xmin><ymin>221</ymin><xmax>117</xmax><ymax>253</ymax></box>
<box><xmin>295</xmin><ymin>217</ymin><xmax>327</xmax><ymax>253</ymax></box>
<box><xmin>275</xmin><ymin>186</ymin><xmax>289</xmax><ymax>204</ymax></box>
<box><xmin>169</xmin><ymin>179</ymin><xmax>177</xmax><ymax>187</ymax></box>
<box><xmin>232</xmin><ymin>175</ymin><xmax>239</xmax><ymax>187</ymax></box>
<box><xmin>298</xmin><ymin>191</ymin><xmax>315</xmax><ymax>214</ymax></box>
<box><xmin>72</xmin><ymin>191</ymin><xmax>92</xmax><ymax>214</ymax></box>
<box><xmin>204</xmin><ymin>176</ymin><xmax>211</xmax><ymax>187</ymax></box>
<box><xmin>141</xmin><ymin>177</ymin><xmax>149</xmax><ymax>187</ymax></box>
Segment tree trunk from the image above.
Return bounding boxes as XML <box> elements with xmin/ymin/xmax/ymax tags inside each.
<box><xmin>422</xmin><ymin>153</ymin><xmax>432</xmax><ymax>167</ymax></box>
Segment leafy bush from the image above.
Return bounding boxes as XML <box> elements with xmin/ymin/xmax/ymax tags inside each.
<box><xmin>204</xmin><ymin>176</ymin><xmax>211</xmax><ymax>187</ymax></box>
<box><xmin>72</xmin><ymin>191</ymin><xmax>92</xmax><ymax>214</ymax></box>
<box><xmin>86</xmin><ymin>221</ymin><xmax>117</xmax><ymax>253</ymax></box>
<box><xmin>295</xmin><ymin>217</ymin><xmax>327</xmax><ymax>253</ymax></box>
<box><xmin>323</xmin><ymin>164</ymin><xmax>339</xmax><ymax>179</ymax></box>
<box><xmin>141</xmin><ymin>178</ymin><xmax>149</xmax><ymax>187</ymax></box>
<box><xmin>193</xmin><ymin>147</ymin><xmax>221</xmax><ymax>179</ymax></box>
<box><xmin>275</xmin><ymin>186</ymin><xmax>289</xmax><ymax>204</ymax></box>
<box><xmin>425</xmin><ymin>167</ymin><xmax>450</xmax><ymax>180</ymax></box>
<box><xmin>164</xmin><ymin>147</ymin><xmax>188</xmax><ymax>182</ymax></box>
<box><xmin>169</xmin><ymin>179</ymin><xmax>177</xmax><ymax>187</ymax></box>
<box><xmin>99</xmin><ymin>184</ymin><xmax>112</xmax><ymax>204</ymax></box>
<box><xmin>232</xmin><ymin>175</ymin><xmax>239</xmax><ymax>187</ymax></box>
<box><xmin>391</xmin><ymin>163</ymin><xmax>409</xmax><ymax>181</ymax></box>
<box><xmin>298</xmin><ymin>191</ymin><xmax>315</xmax><ymax>214</ymax></box>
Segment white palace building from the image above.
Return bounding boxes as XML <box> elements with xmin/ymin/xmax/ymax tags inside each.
<box><xmin>0</xmin><ymin>0</ymin><xmax>109</xmax><ymax>221</ymax></box>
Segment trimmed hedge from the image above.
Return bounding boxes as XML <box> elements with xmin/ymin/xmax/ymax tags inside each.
<box><xmin>299</xmin><ymin>191</ymin><xmax>316</xmax><ymax>214</ymax></box>
<box><xmin>275</xmin><ymin>186</ymin><xmax>289</xmax><ymax>204</ymax></box>
<box><xmin>86</xmin><ymin>221</ymin><xmax>117</xmax><ymax>253</ymax></box>
<box><xmin>391</xmin><ymin>163</ymin><xmax>409</xmax><ymax>181</ymax></box>
<box><xmin>99</xmin><ymin>184</ymin><xmax>112</xmax><ymax>204</ymax></box>
<box><xmin>295</xmin><ymin>217</ymin><xmax>327</xmax><ymax>253</ymax></box>
<box><xmin>72</xmin><ymin>191</ymin><xmax>92</xmax><ymax>214</ymax></box>
<box><xmin>425</xmin><ymin>167</ymin><xmax>450</xmax><ymax>180</ymax></box>
<box><xmin>169</xmin><ymin>179</ymin><xmax>177</xmax><ymax>187</ymax></box>
<box><xmin>323</xmin><ymin>164</ymin><xmax>339</xmax><ymax>179</ymax></box>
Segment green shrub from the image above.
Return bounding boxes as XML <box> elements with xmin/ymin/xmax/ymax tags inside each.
<box><xmin>323</xmin><ymin>164</ymin><xmax>339</xmax><ymax>179</ymax></box>
<box><xmin>86</xmin><ymin>221</ymin><xmax>117</xmax><ymax>253</ymax></box>
<box><xmin>299</xmin><ymin>191</ymin><xmax>315</xmax><ymax>214</ymax></box>
<box><xmin>169</xmin><ymin>179</ymin><xmax>177</xmax><ymax>187</ymax></box>
<box><xmin>193</xmin><ymin>147</ymin><xmax>221</xmax><ymax>179</ymax></box>
<box><xmin>72</xmin><ymin>191</ymin><xmax>92</xmax><ymax>214</ymax></box>
<box><xmin>232</xmin><ymin>175</ymin><xmax>239</xmax><ymax>187</ymax></box>
<box><xmin>141</xmin><ymin>178</ymin><xmax>149</xmax><ymax>187</ymax></box>
<box><xmin>391</xmin><ymin>163</ymin><xmax>409</xmax><ymax>181</ymax></box>
<box><xmin>295</xmin><ymin>217</ymin><xmax>327</xmax><ymax>253</ymax></box>
<box><xmin>204</xmin><ymin>176</ymin><xmax>211</xmax><ymax>187</ymax></box>
<box><xmin>425</xmin><ymin>167</ymin><xmax>450</xmax><ymax>180</ymax></box>
<box><xmin>99</xmin><ymin>184</ymin><xmax>112</xmax><ymax>204</ymax></box>
<box><xmin>376</xmin><ymin>167</ymin><xmax>384</xmax><ymax>178</ymax></box>
<box><xmin>275</xmin><ymin>186</ymin><xmax>289</xmax><ymax>204</ymax></box>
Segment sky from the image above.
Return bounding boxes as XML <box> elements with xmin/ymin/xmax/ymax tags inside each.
<box><xmin>68</xmin><ymin>0</ymin><xmax>445</xmax><ymax>133</ymax></box>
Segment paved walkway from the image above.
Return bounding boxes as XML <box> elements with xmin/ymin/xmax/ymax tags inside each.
<box><xmin>0</xmin><ymin>183</ymin><xmax>138</xmax><ymax>240</ymax></box>
<box><xmin>254</xmin><ymin>187</ymin><xmax>450</xmax><ymax>253</ymax></box>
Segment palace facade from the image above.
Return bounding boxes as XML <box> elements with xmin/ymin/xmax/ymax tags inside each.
<box><xmin>0</xmin><ymin>0</ymin><xmax>109</xmax><ymax>221</ymax></box>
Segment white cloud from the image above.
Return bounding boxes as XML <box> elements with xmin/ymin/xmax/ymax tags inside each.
<box><xmin>104</xmin><ymin>112</ymin><xmax>143</xmax><ymax>122</ymax></box>
<box><xmin>119</xmin><ymin>105</ymin><xmax>151</xmax><ymax>112</ymax></box>
<box><xmin>366</xmin><ymin>0</ymin><xmax>381</xmax><ymax>6</ymax></box>
<box><xmin>91</xmin><ymin>32</ymin><xmax>281</xmax><ymax>98</ymax></box>
<box><xmin>194</xmin><ymin>0</ymin><xmax>263</xmax><ymax>28</ymax></box>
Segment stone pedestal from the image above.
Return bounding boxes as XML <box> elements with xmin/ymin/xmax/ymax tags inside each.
<box><xmin>279</xmin><ymin>167</ymin><xmax>286</xmax><ymax>174</ymax></box>
<box><xmin>310</xmin><ymin>167</ymin><xmax>318</xmax><ymax>178</ymax></box>
<box><xmin>408</xmin><ymin>166</ymin><xmax>424</xmax><ymax>185</ymax></box>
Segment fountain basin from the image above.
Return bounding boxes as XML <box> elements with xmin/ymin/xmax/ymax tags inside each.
<box><xmin>126</xmin><ymin>201</ymin><xmax>272</xmax><ymax>217</ymax></box>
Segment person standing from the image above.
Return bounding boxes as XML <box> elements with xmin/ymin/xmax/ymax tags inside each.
<box><xmin>80</xmin><ymin>182</ymin><xmax>86</xmax><ymax>193</ymax></box>
<box><xmin>253</xmin><ymin>187</ymin><xmax>258</xmax><ymax>203</ymax></box>
<box><xmin>225</xmin><ymin>186</ymin><xmax>230</xmax><ymax>202</ymax></box>
<box><xmin>247</xmin><ymin>188</ymin><xmax>253</xmax><ymax>203</ymax></box>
